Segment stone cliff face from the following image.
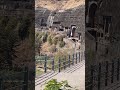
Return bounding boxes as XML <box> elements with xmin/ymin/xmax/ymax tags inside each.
<box><xmin>35</xmin><ymin>5</ymin><xmax>85</xmax><ymax>40</ymax></box>
<box><xmin>35</xmin><ymin>0</ymin><xmax>85</xmax><ymax>32</ymax></box>
<box><xmin>35</xmin><ymin>0</ymin><xmax>85</xmax><ymax>46</ymax></box>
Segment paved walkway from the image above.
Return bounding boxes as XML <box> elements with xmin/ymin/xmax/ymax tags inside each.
<box><xmin>35</xmin><ymin>60</ymin><xmax>85</xmax><ymax>90</ymax></box>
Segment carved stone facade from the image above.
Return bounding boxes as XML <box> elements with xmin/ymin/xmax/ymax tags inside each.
<box><xmin>36</xmin><ymin>4</ymin><xmax>85</xmax><ymax>43</ymax></box>
<box><xmin>86</xmin><ymin>0</ymin><xmax>120</xmax><ymax>63</ymax></box>
<box><xmin>0</xmin><ymin>0</ymin><xmax>34</xmax><ymax>16</ymax></box>
<box><xmin>35</xmin><ymin>8</ymin><xmax>50</xmax><ymax>28</ymax></box>
<box><xmin>51</xmin><ymin>5</ymin><xmax>85</xmax><ymax>34</ymax></box>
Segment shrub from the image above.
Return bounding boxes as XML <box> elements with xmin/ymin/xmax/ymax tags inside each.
<box><xmin>52</xmin><ymin>37</ymin><xmax>58</xmax><ymax>45</ymax></box>
<box><xmin>43</xmin><ymin>32</ymin><xmax>48</xmax><ymax>42</ymax></box>
<box><xmin>38</xmin><ymin>33</ymin><xmax>43</xmax><ymax>39</ymax></box>
<box><xmin>59</xmin><ymin>41</ymin><xmax>65</xmax><ymax>48</ymax></box>
<box><xmin>58</xmin><ymin>36</ymin><xmax>63</xmax><ymax>41</ymax></box>
<box><xmin>48</xmin><ymin>45</ymin><xmax>56</xmax><ymax>53</ymax></box>
<box><xmin>44</xmin><ymin>79</ymin><xmax>72</xmax><ymax>90</ymax></box>
<box><xmin>44</xmin><ymin>79</ymin><xmax>62</xmax><ymax>90</ymax></box>
<box><xmin>35</xmin><ymin>33</ymin><xmax>39</xmax><ymax>37</ymax></box>
<box><xmin>40</xmin><ymin>32</ymin><xmax>48</xmax><ymax>43</ymax></box>
<box><xmin>54</xmin><ymin>52</ymin><xmax>62</xmax><ymax>62</ymax></box>
<box><xmin>47</xmin><ymin>35</ymin><xmax>53</xmax><ymax>45</ymax></box>
<box><xmin>54</xmin><ymin>51</ymin><xmax>68</xmax><ymax>62</ymax></box>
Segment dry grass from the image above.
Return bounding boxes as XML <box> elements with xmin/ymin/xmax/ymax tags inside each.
<box><xmin>41</xmin><ymin>42</ymin><xmax>50</xmax><ymax>52</ymax></box>
<box><xmin>36</xmin><ymin>0</ymin><xmax>85</xmax><ymax>11</ymax></box>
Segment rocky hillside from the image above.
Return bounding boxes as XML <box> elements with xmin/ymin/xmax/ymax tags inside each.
<box><xmin>35</xmin><ymin>0</ymin><xmax>85</xmax><ymax>11</ymax></box>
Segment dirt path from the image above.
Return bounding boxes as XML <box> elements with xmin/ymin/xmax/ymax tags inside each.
<box><xmin>35</xmin><ymin>60</ymin><xmax>85</xmax><ymax>90</ymax></box>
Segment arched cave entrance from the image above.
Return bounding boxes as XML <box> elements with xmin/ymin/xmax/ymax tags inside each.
<box><xmin>88</xmin><ymin>2</ymin><xmax>98</xmax><ymax>51</ymax></box>
<box><xmin>88</xmin><ymin>3</ymin><xmax>97</xmax><ymax>28</ymax></box>
<box><xmin>71</xmin><ymin>25</ymin><xmax>76</xmax><ymax>37</ymax></box>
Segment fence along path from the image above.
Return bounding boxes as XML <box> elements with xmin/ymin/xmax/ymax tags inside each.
<box><xmin>35</xmin><ymin>51</ymin><xmax>85</xmax><ymax>87</ymax></box>
<box><xmin>86</xmin><ymin>59</ymin><xmax>120</xmax><ymax>90</ymax></box>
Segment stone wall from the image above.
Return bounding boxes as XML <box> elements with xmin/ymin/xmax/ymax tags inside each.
<box><xmin>85</xmin><ymin>31</ymin><xmax>96</xmax><ymax>65</ymax></box>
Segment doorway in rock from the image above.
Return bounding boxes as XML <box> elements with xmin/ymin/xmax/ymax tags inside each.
<box><xmin>88</xmin><ymin>3</ymin><xmax>97</xmax><ymax>28</ymax></box>
<box><xmin>71</xmin><ymin>25</ymin><xmax>76</xmax><ymax>37</ymax></box>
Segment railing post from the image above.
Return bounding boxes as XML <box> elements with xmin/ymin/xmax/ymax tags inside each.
<box><xmin>98</xmin><ymin>63</ymin><xmax>101</xmax><ymax>90</ymax></box>
<box><xmin>72</xmin><ymin>54</ymin><xmax>74</xmax><ymax>65</ymax></box>
<box><xmin>76</xmin><ymin>53</ymin><xmax>77</xmax><ymax>64</ymax></box>
<box><xmin>69</xmin><ymin>55</ymin><xmax>70</xmax><ymax>67</ymax></box>
<box><xmin>90</xmin><ymin>65</ymin><xmax>93</xmax><ymax>90</ymax></box>
<box><xmin>117</xmin><ymin>59</ymin><xmax>120</xmax><ymax>81</ymax></box>
<box><xmin>81</xmin><ymin>52</ymin><xmax>82</xmax><ymax>61</ymax></box>
<box><xmin>44</xmin><ymin>55</ymin><xmax>47</xmax><ymax>73</ymax></box>
<box><xmin>23</xmin><ymin>67</ymin><xmax>28</xmax><ymax>90</ymax></box>
<box><xmin>105</xmin><ymin>61</ymin><xmax>108</xmax><ymax>86</ymax></box>
<box><xmin>111</xmin><ymin>60</ymin><xmax>114</xmax><ymax>83</ymax></box>
<box><xmin>79</xmin><ymin>52</ymin><xmax>80</xmax><ymax>62</ymax></box>
<box><xmin>0</xmin><ymin>78</ymin><xmax>3</xmax><ymax>90</ymax></box>
<box><xmin>83</xmin><ymin>51</ymin><xmax>84</xmax><ymax>60</ymax></box>
<box><xmin>59</xmin><ymin>58</ymin><xmax>61</xmax><ymax>72</ymax></box>
<box><xmin>52</xmin><ymin>58</ymin><xmax>54</xmax><ymax>71</ymax></box>
<box><xmin>64</xmin><ymin>57</ymin><xmax>66</xmax><ymax>70</ymax></box>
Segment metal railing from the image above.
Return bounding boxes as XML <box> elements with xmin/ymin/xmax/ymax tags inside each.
<box><xmin>86</xmin><ymin>59</ymin><xmax>120</xmax><ymax>90</ymax></box>
<box><xmin>36</xmin><ymin>52</ymin><xmax>84</xmax><ymax>76</ymax></box>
